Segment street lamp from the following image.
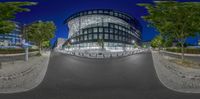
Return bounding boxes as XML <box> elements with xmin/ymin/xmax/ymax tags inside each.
<box><xmin>71</xmin><ymin>39</ymin><xmax>74</xmax><ymax>43</ymax></box>
<box><xmin>132</xmin><ymin>40</ymin><xmax>135</xmax><ymax>44</ymax></box>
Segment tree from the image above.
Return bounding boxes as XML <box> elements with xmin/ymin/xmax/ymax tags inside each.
<box><xmin>0</xmin><ymin>2</ymin><xmax>37</xmax><ymax>34</ymax></box>
<box><xmin>0</xmin><ymin>1</ymin><xmax>36</xmax><ymax>68</ymax></box>
<box><xmin>162</xmin><ymin>36</ymin><xmax>173</xmax><ymax>48</ymax></box>
<box><xmin>26</xmin><ymin>21</ymin><xmax>56</xmax><ymax>54</ymax></box>
<box><xmin>151</xmin><ymin>35</ymin><xmax>163</xmax><ymax>50</ymax></box>
<box><xmin>134</xmin><ymin>43</ymin><xmax>138</xmax><ymax>48</ymax></box>
<box><xmin>97</xmin><ymin>39</ymin><xmax>104</xmax><ymax>50</ymax></box>
<box><xmin>42</xmin><ymin>41</ymin><xmax>51</xmax><ymax>49</ymax></box>
<box><xmin>138</xmin><ymin>1</ymin><xmax>200</xmax><ymax>61</ymax></box>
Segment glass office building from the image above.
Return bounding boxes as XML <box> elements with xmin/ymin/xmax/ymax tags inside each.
<box><xmin>0</xmin><ymin>23</ymin><xmax>22</xmax><ymax>48</ymax></box>
<box><xmin>63</xmin><ymin>9</ymin><xmax>142</xmax><ymax>51</ymax></box>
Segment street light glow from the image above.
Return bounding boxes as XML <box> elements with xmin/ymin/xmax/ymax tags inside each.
<box><xmin>132</xmin><ymin>40</ymin><xmax>135</xmax><ymax>44</ymax></box>
<box><xmin>71</xmin><ymin>39</ymin><xmax>74</xmax><ymax>43</ymax></box>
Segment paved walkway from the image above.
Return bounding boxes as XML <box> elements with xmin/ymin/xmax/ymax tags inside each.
<box><xmin>0</xmin><ymin>52</ymin><xmax>50</xmax><ymax>93</ymax></box>
<box><xmin>0</xmin><ymin>51</ymin><xmax>200</xmax><ymax>99</ymax></box>
<box><xmin>152</xmin><ymin>51</ymin><xmax>200</xmax><ymax>93</ymax></box>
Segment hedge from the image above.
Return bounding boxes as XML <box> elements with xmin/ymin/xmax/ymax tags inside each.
<box><xmin>166</xmin><ymin>48</ymin><xmax>200</xmax><ymax>54</ymax></box>
<box><xmin>0</xmin><ymin>49</ymin><xmax>39</xmax><ymax>54</ymax></box>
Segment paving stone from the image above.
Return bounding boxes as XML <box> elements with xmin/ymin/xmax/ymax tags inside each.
<box><xmin>152</xmin><ymin>50</ymin><xmax>200</xmax><ymax>93</ymax></box>
<box><xmin>0</xmin><ymin>51</ymin><xmax>50</xmax><ymax>93</ymax></box>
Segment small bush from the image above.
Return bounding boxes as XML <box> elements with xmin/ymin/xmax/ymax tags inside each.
<box><xmin>166</xmin><ymin>48</ymin><xmax>200</xmax><ymax>54</ymax></box>
<box><xmin>0</xmin><ymin>49</ymin><xmax>39</xmax><ymax>54</ymax></box>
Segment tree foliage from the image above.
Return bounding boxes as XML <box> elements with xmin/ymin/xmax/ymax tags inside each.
<box><xmin>26</xmin><ymin>21</ymin><xmax>56</xmax><ymax>52</ymax></box>
<box><xmin>138</xmin><ymin>1</ymin><xmax>200</xmax><ymax>60</ymax></box>
<box><xmin>151</xmin><ymin>35</ymin><xmax>163</xmax><ymax>48</ymax></box>
<box><xmin>42</xmin><ymin>41</ymin><xmax>50</xmax><ymax>48</ymax></box>
<box><xmin>0</xmin><ymin>2</ymin><xmax>37</xmax><ymax>34</ymax></box>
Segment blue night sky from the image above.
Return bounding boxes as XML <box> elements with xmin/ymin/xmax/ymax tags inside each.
<box><xmin>1</xmin><ymin>0</ymin><xmax>200</xmax><ymax>45</ymax></box>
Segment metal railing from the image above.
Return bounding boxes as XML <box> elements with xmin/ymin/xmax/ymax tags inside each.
<box><xmin>57</xmin><ymin>49</ymin><xmax>148</xmax><ymax>59</ymax></box>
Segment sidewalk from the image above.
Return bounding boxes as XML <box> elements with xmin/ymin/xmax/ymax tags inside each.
<box><xmin>152</xmin><ymin>50</ymin><xmax>200</xmax><ymax>93</ymax></box>
<box><xmin>0</xmin><ymin>51</ymin><xmax>50</xmax><ymax>93</ymax></box>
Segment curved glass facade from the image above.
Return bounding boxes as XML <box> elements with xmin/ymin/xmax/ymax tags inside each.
<box><xmin>64</xmin><ymin>9</ymin><xmax>142</xmax><ymax>51</ymax></box>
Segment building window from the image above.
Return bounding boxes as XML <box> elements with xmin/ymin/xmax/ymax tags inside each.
<box><xmin>122</xmin><ymin>28</ymin><xmax>126</xmax><ymax>32</ymax></box>
<box><xmin>77</xmin><ymin>37</ymin><xmax>80</xmax><ymax>42</ymax></box>
<box><xmin>123</xmin><ymin>32</ymin><xmax>125</xmax><ymax>36</ymax></box>
<box><xmin>88</xmin><ymin>11</ymin><xmax>92</xmax><ymax>14</ymax></box>
<box><xmin>104</xmin><ymin>28</ymin><xmax>109</xmax><ymax>33</ymax></box>
<box><xmin>94</xmin><ymin>28</ymin><xmax>98</xmax><ymax>32</ymax></box>
<box><xmin>94</xmin><ymin>34</ymin><xmax>98</xmax><ymax>39</ymax></box>
<box><xmin>99</xmin><ymin>10</ymin><xmax>103</xmax><ymax>13</ymax></box>
<box><xmin>80</xmin><ymin>12</ymin><xmax>83</xmax><ymax>16</ymax></box>
<box><xmin>93</xmin><ymin>10</ymin><xmax>97</xmax><ymax>14</ymax></box>
<box><xmin>83</xmin><ymin>30</ymin><xmax>87</xmax><ymax>34</ymax></box>
<box><xmin>89</xmin><ymin>34</ymin><xmax>92</xmax><ymax>40</ymax></box>
<box><xmin>119</xmin><ymin>36</ymin><xmax>122</xmax><ymax>41</ymax></box>
<box><xmin>114</xmin><ymin>29</ymin><xmax>118</xmax><ymax>34</ymax></box>
<box><xmin>99</xmin><ymin>28</ymin><xmax>103</xmax><ymax>32</ymax></box>
<box><xmin>84</xmin><ymin>35</ymin><xmax>87</xmax><ymax>40</ymax></box>
<box><xmin>119</xmin><ymin>26</ymin><xmax>123</xmax><ymax>31</ymax></box>
<box><xmin>123</xmin><ymin>37</ymin><xmax>126</xmax><ymax>41</ymax></box>
<box><xmin>109</xmin><ymin>11</ymin><xmax>114</xmax><ymax>15</ymax></box>
<box><xmin>110</xmin><ymin>28</ymin><xmax>113</xmax><ymax>33</ymax></box>
<box><xmin>104</xmin><ymin>10</ymin><xmax>109</xmax><ymax>14</ymax></box>
<box><xmin>103</xmin><ymin>23</ymin><xmax>109</xmax><ymax>27</ymax></box>
<box><xmin>109</xmin><ymin>24</ymin><xmax>114</xmax><ymax>28</ymax></box>
<box><xmin>115</xmin><ymin>35</ymin><xmax>118</xmax><ymax>40</ymax></box>
<box><xmin>81</xmin><ymin>36</ymin><xmax>83</xmax><ymax>40</ymax></box>
<box><xmin>80</xmin><ymin>30</ymin><xmax>83</xmax><ymax>34</ymax></box>
<box><xmin>114</xmin><ymin>25</ymin><xmax>118</xmax><ymax>29</ymax></box>
<box><xmin>121</xmin><ymin>14</ymin><xmax>125</xmax><ymax>18</ymax></box>
<box><xmin>114</xmin><ymin>12</ymin><xmax>118</xmax><ymax>16</ymax></box>
<box><xmin>105</xmin><ymin>34</ymin><xmax>109</xmax><ymax>39</ymax></box>
<box><xmin>110</xmin><ymin>34</ymin><xmax>114</xmax><ymax>40</ymax></box>
<box><xmin>88</xmin><ymin>28</ymin><xmax>92</xmax><ymax>33</ymax></box>
<box><xmin>119</xmin><ymin>13</ymin><xmax>122</xmax><ymax>17</ymax></box>
<box><xmin>99</xmin><ymin>34</ymin><xmax>103</xmax><ymax>39</ymax></box>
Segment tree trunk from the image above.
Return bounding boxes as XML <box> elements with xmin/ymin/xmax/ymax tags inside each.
<box><xmin>39</xmin><ymin>43</ymin><xmax>42</xmax><ymax>55</ymax></box>
<box><xmin>181</xmin><ymin>43</ymin><xmax>185</xmax><ymax>62</ymax></box>
<box><xmin>102</xmin><ymin>42</ymin><xmax>104</xmax><ymax>51</ymax></box>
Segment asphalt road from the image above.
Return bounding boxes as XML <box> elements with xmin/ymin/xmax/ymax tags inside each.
<box><xmin>0</xmin><ymin>51</ymin><xmax>200</xmax><ymax>99</ymax></box>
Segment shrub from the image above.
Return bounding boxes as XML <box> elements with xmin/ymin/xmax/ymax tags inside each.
<box><xmin>0</xmin><ymin>49</ymin><xmax>39</xmax><ymax>54</ymax></box>
<box><xmin>166</xmin><ymin>48</ymin><xmax>200</xmax><ymax>54</ymax></box>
